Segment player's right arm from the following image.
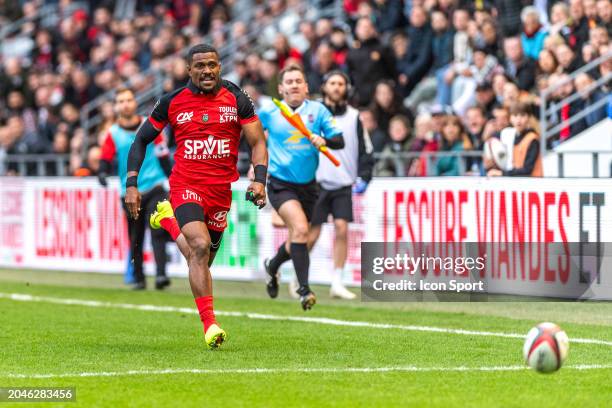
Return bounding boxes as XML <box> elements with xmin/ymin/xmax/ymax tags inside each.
<box><xmin>125</xmin><ymin>95</ymin><xmax>171</xmax><ymax>219</ymax></box>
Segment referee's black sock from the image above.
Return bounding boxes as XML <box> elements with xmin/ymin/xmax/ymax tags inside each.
<box><xmin>290</xmin><ymin>243</ymin><xmax>310</xmax><ymax>294</ymax></box>
<box><xmin>269</xmin><ymin>242</ymin><xmax>291</xmax><ymax>274</ymax></box>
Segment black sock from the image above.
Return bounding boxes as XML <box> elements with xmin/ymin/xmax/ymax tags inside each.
<box><xmin>290</xmin><ymin>243</ymin><xmax>310</xmax><ymax>294</ymax></box>
<box><xmin>269</xmin><ymin>242</ymin><xmax>291</xmax><ymax>274</ymax></box>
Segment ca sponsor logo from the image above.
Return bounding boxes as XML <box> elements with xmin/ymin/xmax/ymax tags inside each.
<box><xmin>219</xmin><ymin>106</ymin><xmax>238</xmax><ymax>123</ymax></box>
<box><xmin>177</xmin><ymin>111</ymin><xmax>194</xmax><ymax>124</ymax></box>
<box><xmin>212</xmin><ymin>210</ymin><xmax>228</xmax><ymax>222</ymax></box>
<box><xmin>184</xmin><ymin>135</ymin><xmax>231</xmax><ymax>159</ymax></box>
<box><xmin>182</xmin><ymin>189</ymin><xmax>202</xmax><ymax>201</ymax></box>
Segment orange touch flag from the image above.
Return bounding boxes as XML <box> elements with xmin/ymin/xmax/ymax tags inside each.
<box><xmin>272</xmin><ymin>98</ymin><xmax>341</xmax><ymax>167</ymax></box>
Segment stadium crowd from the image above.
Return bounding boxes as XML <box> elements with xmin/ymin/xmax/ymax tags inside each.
<box><xmin>0</xmin><ymin>0</ymin><xmax>611</xmax><ymax>176</ymax></box>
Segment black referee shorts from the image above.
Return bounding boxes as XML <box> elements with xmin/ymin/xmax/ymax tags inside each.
<box><xmin>267</xmin><ymin>176</ymin><xmax>319</xmax><ymax>221</ymax></box>
<box><xmin>311</xmin><ymin>185</ymin><xmax>353</xmax><ymax>226</ymax></box>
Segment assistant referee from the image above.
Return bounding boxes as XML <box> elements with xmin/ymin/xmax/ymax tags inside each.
<box><xmin>259</xmin><ymin>64</ymin><xmax>344</xmax><ymax>310</ymax></box>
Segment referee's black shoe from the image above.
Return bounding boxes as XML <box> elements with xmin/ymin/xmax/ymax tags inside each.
<box><xmin>264</xmin><ymin>258</ymin><xmax>279</xmax><ymax>298</ymax></box>
<box><xmin>300</xmin><ymin>292</ymin><xmax>316</xmax><ymax>311</ymax></box>
<box><xmin>298</xmin><ymin>286</ymin><xmax>316</xmax><ymax>311</ymax></box>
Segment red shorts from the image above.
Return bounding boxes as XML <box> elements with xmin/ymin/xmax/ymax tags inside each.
<box><xmin>169</xmin><ymin>183</ymin><xmax>232</xmax><ymax>232</ymax></box>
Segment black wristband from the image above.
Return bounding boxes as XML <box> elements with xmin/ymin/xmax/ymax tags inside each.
<box><xmin>253</xmin><ymin>165</ymin><xmax>267</xmax><ymax>184</ymax></box>
<box><xmin>126</xmin><ymin>175</ymin><xmax>138</xmax><ymax>188</ymax></box>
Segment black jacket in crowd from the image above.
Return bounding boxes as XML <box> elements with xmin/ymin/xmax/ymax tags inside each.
<box><xmin>346</xmin><ymin>37</ymin><xmax>397</xmax><ymax>107</ymax></box>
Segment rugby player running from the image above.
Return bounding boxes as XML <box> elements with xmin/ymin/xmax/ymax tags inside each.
<box><xmin>125</xmin><ymin>44</ymin><xmax>268</xmax><ymax>349</ymax></box>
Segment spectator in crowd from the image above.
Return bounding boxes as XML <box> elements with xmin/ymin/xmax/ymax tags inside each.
<box><xmin>597</xmin><ymin>0</ymin><xmax>612</xmax><ymax>35</ymax></box>
<box><xmin>1</xmin><ymin>113</ymin><xmax>53</xmax><ymax>175</ymax></box>
<box><xmin>273</xmin><ymin>33</ymin><xmax>303</xmax><ymax>70</ymax></box>
<box><xmin>465</xmin><ymin>106</ymin><xmax>488</xmax><ymax>152</ymax></box>
<box><xmin>475</xmin><ymin>82</ymin><xmax>498</xmax><ymax>115</ymax></box>
<box><xmin>450</xmin><ymin>46</ymin><xmax>502</xmax><ymax>116</ymax></box>
<box><xmin>307</xmin><ymin>42</ymin><xmax>339</xmax><ymax>95</ymax></box>
<box><xmin>479</xmin><ymin>18</ymin><xmax>502</xmax><ymax>60</ymax></box>
<box><xmin>372</xmin><ymin>0</ymin><xmax>405</xmax><ymax>35</ymax></box>
<box><xmin>442</xmin><ymin>9</ymin><xmax>474</xmax><ymax>103</ymax></box>
<box><xmin>598</xmin><ymin>44</ymin><xmax>612</xmax><ymax>94</ymax></box>
<box><xmin>2</xmin><ymin>0</ymin><xmax>610</xmax><ymax>178</ymax></box>
<box><xmin>374</xmin><ymin>114</ymin><xmax>413</xmax><ymax>176</ymax></box>
<box><xmin>430</xmin><ymin>10</ymin><xmax>454</xmax><ymax>107</ymax></box>
<box><xmin>435</xmin><ymin>115</ymin><xmax>472</xmax><ymax>176</ymax></box>
<box><xmin>590</xmin><ymin>25</ymin><xmax>610</xmax><ymax>48</ymax></box>
<box><xmin>0</xmin><ymin>57</ymin><xmax>26</xmax><ymax>97</ymax></box>
<box><xmin>503</xmin><ymin>36</ymin><xmax>537</xmax><ymax>91</ymax></box>
<box><xmin>464</xmin><ymin>106</ymin><xmax>488</xmax><ymax>173</ymax></box>
<box><xmin>407</xmin><ymin>113</ymin><xmax>438</xmax><ymax>177</ymax></box>
<box><xmin>570</xmin><ymin>0</ymin><xmax>592</xmax><ymax>47</ymax></box>
<box><xmin>360</xmin><ymin>108</ymin><xmax>387</xmax><ymax>153</ymax></box>
<box><xmin>554</xmin><ymin>43</ymin><xmax>582</xmax><ymax>73</ymax></box>
<box><xmin>369</xmin><ymin>80</ymin><xmax>413</xmax><ymax>140</ymax></box>
<box><xmin>520</xmin><ymin>7</ymin><xmax>548</xmax><ymax>61</ymax></box>
<box><xmin>429</xmin><ymin>104</ymin><xmax>451</xmax><ymax>142</ymax></box>
<box><xmin>347</xmin><ymin>16</ymin><xmax>397</xmax><ymax>107</ymax></box>
<box><xmin>537</xmin><ymin>49</ymin><xmax>560</xmax><ymax>76</ymax></box>
<box><xmin>329</xmin><ymin>25</ymin><xmax>350</xmax><ymax>70</ymax></box>
<box><xmin>494</xmin><ymin>0</ymin><xmax>526</xmax><ymax>37</ymax></box>
<box><xmin>502</xmin><ymin>81</ymin><xmax>522</xmax><ymax>108</ymax></box>
<box><xmin>581</xmin><ymin>43</ymin><xmax>600</xmax><ymax>67</ymax></box>
<box><xmin>574</xmin><ymin>72</ymin><xmax>609</xmax><ymax>126</ymax></box>
<box><xmin>487</xmin><ymin>102</ymin><xmax>542</xmax><ymax>177</ymax></box>
<box><xmin>549</xmin><ymin>72</ymin><xmax>588</xmax><ymax>142</ymax></box>
<box><xmin>95</xmin><ymin>101</ymin><xmax>116</xmax><ymax>146</ymax></box>
<box><xmin>391</xmin><ymin>31</ymin><xmax>410</xmax><ymax>85</ymax></box>
<box><xmin>549</xmin><ymin>2</ymin><xmax>574</xmax><ymax>39</ymax></box>
<box><xmin>259</xmin><ymin>52</ymin><xmax>281</xmax><ymax>99</ymax></box>
<box><xmin>483</xmin><ymin>105</ymin><xmax>512</xmax><ymax>140</ymax></box>
<box><xmin>400</xmin><ymin>6</ymin><xmax>433</xmax><ymax>97</ymax></box>
<box><xmin>584</xmin><ymin>0</ymin><xmax>600</xmax><ymax>24</ymax></box>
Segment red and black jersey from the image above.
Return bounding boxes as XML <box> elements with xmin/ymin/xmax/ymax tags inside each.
<box><xmin>148</xmin><ymin>79</ymin><xmax>258</xmax><ymax>186</ymax></box>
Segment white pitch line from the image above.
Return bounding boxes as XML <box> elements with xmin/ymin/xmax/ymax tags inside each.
<box><xmin>3</xmin><ymin>364</ymin><xmax>612</xmax><ymax>379</ymax></box>
<box><xmin>1</xmin><ymin>292</ymin><xmax>612</xmax><ymax>347</ymax></box>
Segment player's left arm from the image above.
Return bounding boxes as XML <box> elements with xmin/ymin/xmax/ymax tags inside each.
<box><xmin>317</xmin><ymin>104</ymin><xmax>344</xmax><ymax>150</ymax></box>
<box><xmin>236</xmin><ymin>85</ymin><xmax>268</xmax><ymax>208</ymax></box>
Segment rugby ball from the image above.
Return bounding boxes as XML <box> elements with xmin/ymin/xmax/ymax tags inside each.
<box><xmin>483</xmin><ymin>137</ymin><xmax>508</xmax><ymax>170</ymax></box>
<box><xmin>523</xmin><ymin>322</ymin><xmax>569</xmax><ymax>373</ymax></box>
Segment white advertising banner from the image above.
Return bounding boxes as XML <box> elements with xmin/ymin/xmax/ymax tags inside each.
<box><xmin>1</xmin><ymin>177</ymin><xmax>611</xmax><ymax>298</ymax></box>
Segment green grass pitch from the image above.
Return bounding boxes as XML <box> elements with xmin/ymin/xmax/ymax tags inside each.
<box><xmin>1</xmin><ymin>268</ymin><xmax>611</xmax><ymax>407</ymax></box>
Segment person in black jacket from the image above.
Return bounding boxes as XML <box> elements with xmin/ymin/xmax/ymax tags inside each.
<box><xmin>347</xmin><ymin>17</ymin><xmax>397</xmax><ymax>107</ymax></box>
<box><xmin>430</xmin><ymin>10</ymin><xmax>455</xmax><ymax>106</ymax></box>
<box><xmin>401</xmin><ymin>6</ymin><xmax>433</xmax><ymax>96</ymax></box>
<box><xmin>494</xmin><ymin>0</ymin><xmax>530</xmax><ymax>37</ymax></box>
<box><xmin>503</xmin><ymin>36</ymin><xmax>537</xmax><ymax>91</ymax></box>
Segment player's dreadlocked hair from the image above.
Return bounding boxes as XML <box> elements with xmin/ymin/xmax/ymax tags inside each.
<box><xmin>187</xmin><ymin>44</ymin><xmax>218</xmax><ymax>64</ymax></box>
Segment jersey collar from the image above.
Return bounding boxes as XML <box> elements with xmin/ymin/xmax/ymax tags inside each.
<box><xmin>287</xmin><ymin>99</ymin><xmax>308</xmax><ymax>113</ymax></box>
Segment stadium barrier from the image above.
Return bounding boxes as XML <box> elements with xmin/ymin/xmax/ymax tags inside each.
<box><xmin>1</xmin><ymin>176</ymin><xmax>611</xmax><ymax>298</ymax></box>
